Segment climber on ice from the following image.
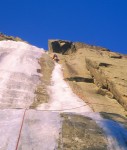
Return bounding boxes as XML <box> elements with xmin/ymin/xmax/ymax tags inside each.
<box><xmin>52</xmin><ymin>53</ymin><xmax>59</xmax><ymax>63</ymax></box>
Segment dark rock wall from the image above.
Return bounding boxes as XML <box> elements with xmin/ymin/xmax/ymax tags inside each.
<box><xmin>48</xmin><ymin>40</ymin><xmax>76</xmax><ymax>54</ymax></box>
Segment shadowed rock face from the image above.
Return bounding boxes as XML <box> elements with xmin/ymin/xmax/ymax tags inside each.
<box><xmin>48</xmin><ymin>40</ymin><xmax>76</xmax><ymax>54</ymax></box>
<box><xmin>65</xmin><ymin>76</ymin><xmax>94</xmax><ymax>83</ymax></box>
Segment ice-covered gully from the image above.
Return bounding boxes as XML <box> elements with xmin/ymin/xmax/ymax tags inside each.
<box><xmin>38</xmin><ymin>63</ymin><xmax>127</xmax><ymax>150</ymax></box>
<box><xmin>0</xmin><ymin>41</ymin><xmax>127</xmax><ymax>150</ymax></box>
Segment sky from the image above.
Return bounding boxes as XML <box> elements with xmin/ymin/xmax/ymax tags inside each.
<box><xmin>0</xmin><ymin>0</ymin><xmax>127</xmax><ymax>54</ymax></box>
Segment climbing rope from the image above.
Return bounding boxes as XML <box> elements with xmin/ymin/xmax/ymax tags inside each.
<box><xmin>15</xmin><ymin>108</ymin><xmax>27</xmax><ymax>150</ymax></box>
<box><xmin>12</xmin><ymin>100</ymin><xmax>126</xmax><ymax>150</ymax></box>
<box><xmin>12</xmin><ymin>101</ymin><xmax>121</xmax><ymax>112</ymax></box>
<box><xmin>34</xmin><ymin>101</ymin><xmax>121</xmax><ymax>112</ymax></box>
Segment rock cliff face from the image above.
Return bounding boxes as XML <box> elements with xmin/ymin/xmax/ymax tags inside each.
<box><xmin>49</xmin><ymin>39</ymin><xmax>127</xmax><ymax>113</ymax></box>
<box><xmin>85</xmin><ymin>57</ymin><xmax>127</xmax><ymax>110</ymax></box>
